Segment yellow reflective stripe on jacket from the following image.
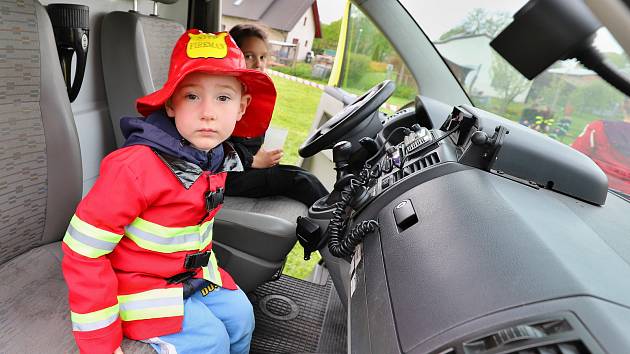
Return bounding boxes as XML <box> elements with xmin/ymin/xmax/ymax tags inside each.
<box><xmin>125</xmin><ymin>218</ymin><xmax>213</xmax><ymax>253</ymax></box>
<box><xmin>71</xmin><ymin>303</ymin><xmax>119</xmax><ymax>332</ymax></box>
<box><xmin>63</xmin><ymin>215</ymin><xmax>123</xmax><ymax>258</ymax></box>
<box><xmin>201</xmin><ymin>252</ymin><xmax>222</xmax><ymax>287</ymax></box>
<box><xmin>118</xmin><ymin>288</ymin><xmax>183</xmax><ymax>322</ymax></box>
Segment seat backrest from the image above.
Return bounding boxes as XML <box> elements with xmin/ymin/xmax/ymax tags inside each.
<box><xmin>0</xmin><ymin>0</ymin><xmax>83</xmax><ymax>265</ymax></box>
<box><xmin>101</xmin><ymin>9</ymin><xmax>185</xmax><ymax>146</ymax></box>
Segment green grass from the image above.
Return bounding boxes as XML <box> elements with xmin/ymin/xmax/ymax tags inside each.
<box><xmin>267</xmin><ymin>75</ymin><xmax>323</xmax><ymax>279</ymax></box>
<box><xmin>268</xmin><ymin>75</ymin><xmax>323</xmax><ymax>165</ymax></box>
<box><xmin>270</xmin><ymin>63</ymin><xmax>329</xmax><ymax>85</ymax></box>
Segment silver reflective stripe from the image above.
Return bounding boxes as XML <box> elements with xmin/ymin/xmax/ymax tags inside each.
<box><xmin>126</xmin><ymin>225</ymin><xmax>200</xmax><ymax>245</ymax></box>
<box><xmin>67</xmin><ymin>224</ymin><xmax>118</xmax><ymax>251</ymax></box>
<box><xmin>72</xmin><ymin>313</ymin><xmax>118</xmax><ymax>332</ymax></box>
<box><xmin>119</xmin><ymin>297</ymin><xmax>181</xmax><ymax>312</ymax></box>
<box><xmin>204</xmin><ymin>265</ymin><xmax>218</xmax><ymax>283</ymax></box>
<box><xmin>201</xmin><ymin>225</ymin><xmax>212</xmax><ymax>243</ymax></box>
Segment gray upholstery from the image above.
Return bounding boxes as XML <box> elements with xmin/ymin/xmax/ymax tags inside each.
<box><xmin>101</xmin><ymin>11</ymin><xmax>185</xmax><ymax>146</ymax></box>
<box><xmin>0</xmin><ymin>0</ymin><xmax>82</xmax><ymax>276</ymax></box>
<box><xmin>223</xmin><ymin>195</ymin><xmax>307</xmax><ymax>223</ymax></box>
<box><xmin>0</xmin><ymin>0</ymin><xmax>80</xmax><ymax>265</ymax></box>
<box><xmin>0</xmin><ymin>0</ymin><xmax>48</xmax><ymax>265</ymax></box>
<box><xmin>0</xmin><ymin>242</ymin><xmax>153</xmax><ymax>353</ymax></box>
<box><xmin>0</xmin><ymin>1</ymin><xmax>150</xmax><ymax>352</ymax></box>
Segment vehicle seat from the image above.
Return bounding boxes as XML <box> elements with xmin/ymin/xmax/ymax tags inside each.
<box><xmin>100</xmin><ymin>2</ymin><xmax>306</xmax><ymax>293</ymax></box>
<box><xmin>0</xmin><ymin>1</ymin><xmax>152</xmax><ymax>352</ymax></box>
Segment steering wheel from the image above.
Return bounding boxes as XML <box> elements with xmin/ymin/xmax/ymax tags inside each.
<box><xmin>299</xmin><ymin>80</ymin><xmax>395</xmax><ymax>158</ymax></box>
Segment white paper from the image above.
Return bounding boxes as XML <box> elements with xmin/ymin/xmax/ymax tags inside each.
<box><xmin>262</xmin><ymin>126</ymin><xmax>288</xmax><ymax>151</ymax></box>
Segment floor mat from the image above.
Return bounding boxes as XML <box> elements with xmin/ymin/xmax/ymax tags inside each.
<box><xmin>250</xmin><ymin>276</ymin><xmax>332</xmax><ymax>354</ymax></box>
<box><xmin>317</xmin><ymin>287</ymin><xmax>347</xmax><ymax>353</ymax></box>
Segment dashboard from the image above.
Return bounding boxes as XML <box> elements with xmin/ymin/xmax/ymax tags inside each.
<box><xmin>311</xmin><ymin>95</ymin><xmax>630</xmax><ymax>354</ymax></box>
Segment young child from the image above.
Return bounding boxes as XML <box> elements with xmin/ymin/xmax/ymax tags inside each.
<box><xmin>226</xmin><ymin>23</ymin><xmax>329</xmax><ymax>207</ymax></box>
<box><xmin>61</xmin><ymin>29</ymin><xmax>276</xmax><ymax>354</ymax></box>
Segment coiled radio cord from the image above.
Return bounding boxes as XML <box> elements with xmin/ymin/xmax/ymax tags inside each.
<box><xmin>327</xmin><ymin>163</ymin><xmax>381</xmax><ymax>257</ymax></box>
<box><xmin>328</xmin><ymin>126</ymin><xmax>424</xmax><ymax>258</ymax></box>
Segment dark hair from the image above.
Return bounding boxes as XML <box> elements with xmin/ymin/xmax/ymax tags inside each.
<box><xmin>229</xmin><ymin>23</ymin><xmax>269</xmax><ymax>48</ymax></box>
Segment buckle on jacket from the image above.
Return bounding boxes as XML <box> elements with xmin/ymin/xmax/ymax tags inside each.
<box><xmin>205</xmin><ymin>187</ymin><xmax>224</xmax><ymax>211</ymax></box>
<box><xmin>166</xmin><ymin>271</ymin><xmax>196</xmax><ymax>284</ymax></box>
<box><xmin>184</xmin><ymin>251</ymin><xmax>212</xmax><ymax>270</ymax></box>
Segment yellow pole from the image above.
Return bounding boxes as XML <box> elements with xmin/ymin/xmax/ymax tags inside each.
<box><xmin>327</xmin><ymin>0</ymin><xmax>351</xmax><ymax>87</ymax></box>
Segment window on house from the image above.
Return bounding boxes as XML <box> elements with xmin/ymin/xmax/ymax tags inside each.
<box><xmin>303</xmin><ymin>17</ymin><xmax>307</xmax><ymax>26</ymax></box>
<box><xmin>305</xmin><ymin>40</ymin><xmax>308</xmax><ymax>47</ymax></box>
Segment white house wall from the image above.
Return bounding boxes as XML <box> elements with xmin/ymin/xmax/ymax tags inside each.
<box><xmin>286</xmin><ymin>7</ymin><xmax>316</xmax><ymax>61</ymax></box>
<box><xmin>222</xmin><ymin>17</ymin><xmax>286</xmax><ymax>43</ymax></box>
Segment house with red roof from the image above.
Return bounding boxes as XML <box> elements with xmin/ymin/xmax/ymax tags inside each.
<box><xmin>221</xmin><ymin>0</ymin><xmax>322</xmax><ymax>61</ymax></box>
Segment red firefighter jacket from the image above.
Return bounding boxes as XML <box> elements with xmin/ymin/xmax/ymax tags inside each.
<box><xmin>571</xmin><ymin>120</ymin><xmax>630</xmax><ymax>194</ymax></box>
<box><xmin>61</xmin><ymin>143</ymin><xmax>243</xmax><ymax>354</ymax></box>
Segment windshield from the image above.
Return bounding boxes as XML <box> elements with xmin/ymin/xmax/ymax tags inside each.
<box><xmin>399</xmin><ymin>0</ymin><xmax>630</xmax><ymax>196</ymax></box>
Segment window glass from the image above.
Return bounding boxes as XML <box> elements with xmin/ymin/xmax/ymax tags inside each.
<box><xmin>340</xmin><ymin>5</ymin><xmax>419</xmax><ymax>112</ymax></box>
<box><xmin>400</xmin><ymin>0</ymin><xmax>630</xmax><ymax>195</ymax></box>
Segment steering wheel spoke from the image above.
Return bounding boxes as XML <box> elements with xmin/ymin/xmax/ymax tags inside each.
<box><xmin>299</xmin><ymin>80</ymin><xmax>396</xmax><ymax>158</ymax></box>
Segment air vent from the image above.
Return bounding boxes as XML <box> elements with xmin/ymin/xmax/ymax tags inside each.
<box><xmin>508</xmin><ymin>340</ymin><xmax>590</xmax><ymax>354</ymax></box>
<box><xmin>462</xmin><ymin>315</ymin><xmax>602</xmax><ymax>354</ymax></box>
<box><xmin>393</xmin><ymin>152</ymin><xmax>440</xmax><ymax>182</ymax></box>
<box><xmin>465</xmin><ymin>320</ymin><xmax>572</xmax><ymax>353</ymax></box>
<box><xmin>434</xmin><ymin>348</ymin><xmax>456</xmax><ymax>354</ymax></box>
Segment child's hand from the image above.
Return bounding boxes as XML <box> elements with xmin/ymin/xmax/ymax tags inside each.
<box><xmin>114</xmin><ymin>347</ymin><xmax>124</xmax><ymax>354</ymax></box>
<box><xmin>252</xmin><ymin>148</ymin><xmax>283</xmax><ymax>168</ymax></box>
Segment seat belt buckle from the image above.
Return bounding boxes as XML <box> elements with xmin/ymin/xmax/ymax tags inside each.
<box><xmin>184</xmin><ymin>251</ymin><xmax>212</xmax><ymax>270</ymax></box>
<box><xmin>205</xmin><ymin>187</ymin><xmax>224</xmax><ymax>211</ymax></box>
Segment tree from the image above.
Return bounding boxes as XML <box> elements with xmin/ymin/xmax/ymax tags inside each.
<box><xmin>569</xmin><ymin>80</ymin><xmax>625</xmax><ymax>118</ymax></box>
<box><xmin>312</xmin><ymin>19</ymin><xmax>342</xmax><ymax>54</ymax></box>
<box><xmin>439</xmin><ymin>8</ymin><xmax>511</xmax><ymax>41</ymax></box>
<box><xmin>490</xmin><ymin>53</ymin><xmax>531</xmax><ymax>114</ymax></box>
<box><xmin>603</xmin><ymin>52</ymin><xmax>630</xmax><ymax>69</ymax></box>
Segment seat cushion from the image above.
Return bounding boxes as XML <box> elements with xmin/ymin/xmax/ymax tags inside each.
<box><xmin>0</xmin><ymin>242</ymin><xmax>153</xmax><ymax>353</ymax></box>
<box><xmin>223</xmin><ymin>196</ymin><xmax>308</xmax><ymax>223</ymax></box>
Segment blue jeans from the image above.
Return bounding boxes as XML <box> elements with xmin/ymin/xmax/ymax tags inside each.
<box><xmin>145</xmin><ymin>287</ymin><xmax>254</xmax><ymax>354</ymax></box>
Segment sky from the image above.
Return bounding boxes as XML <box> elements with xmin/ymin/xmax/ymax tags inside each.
<box><xmin>314</xmin><ymin>0</ymin><xmax>624</xmax><ymax>54</ymax></box>
<box><xmin>316</xmin><ymin>0</ymin><xmax>344</xmax><ymax>24</ymax></box>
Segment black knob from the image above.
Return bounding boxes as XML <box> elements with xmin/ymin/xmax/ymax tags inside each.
<box><xmin>333</xmin><ymin>141</ymin><xmax>352</xmax><ymax>168</ymax></box>
<box><xmin>358</xmin><ymin>137</ymin><xmax>378</xmax><ymax>155</ymax></box>
<box><xmin>471</xmin><ymin>131</ymin><xmax>489</xmax><ymax>145</ymax></box>
<box><xmin>333</xmin><ymin>141</ymin><xmax>352</xmax><ymax>181</ymax></box>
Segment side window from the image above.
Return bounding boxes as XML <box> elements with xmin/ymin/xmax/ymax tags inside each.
<box><xmin>340</xmin><ymin>5</ymin><xmax>418</xmax><ymax>111</ymax></box>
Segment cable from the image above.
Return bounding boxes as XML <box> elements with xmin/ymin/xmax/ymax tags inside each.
<box><xmin>327</xmin><ymin>163</ymin><xmax>380</xmax><ymax>258</ymax></box>
<box><xmin>366</xmin><ymin>126</ymin><xmax>411</xmax><ymax>166</ymax></box>
<box><xmin>328</xmin><ymin>124</ymin><xmax>449</xmax><ymax>258</ymax></box>
<box><xmin>400</xmin><ymin>122</ymin><xmax>461</xmax><ymax>168</ymax></box>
